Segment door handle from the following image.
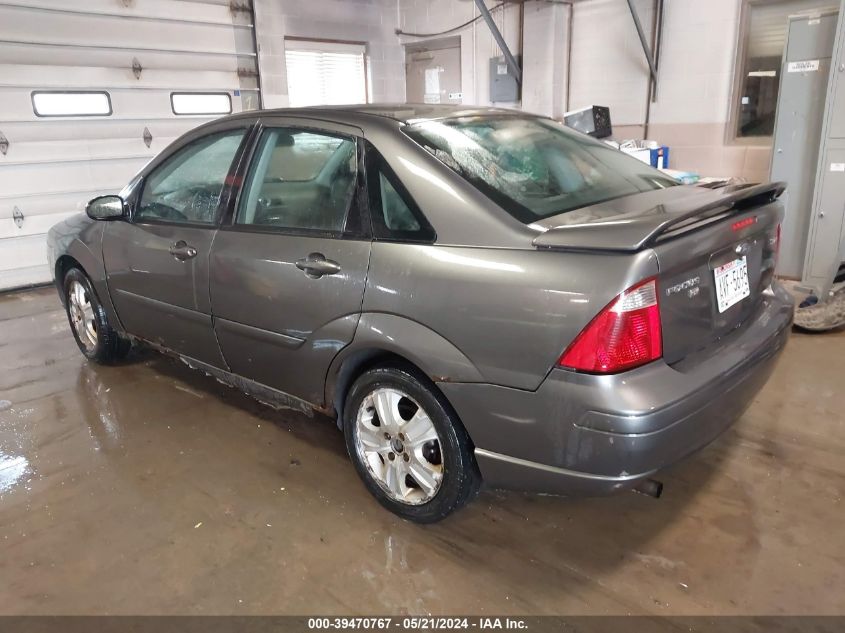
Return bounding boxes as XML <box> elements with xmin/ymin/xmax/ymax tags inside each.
<box><xmin>295</xmin><ymin>253</ymin><xmax>341</xmax><ymax>278</ymax></box>
<box><xmin>169</xmin><ymin>240</ymin><xmax>198</xmax><ymax>261</ymax></box>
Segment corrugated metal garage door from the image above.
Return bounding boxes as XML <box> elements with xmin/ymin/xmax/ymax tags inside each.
<box><xmin>0</xmin><ymin>0</ymin><xmax>259</xmax><ymax>291</ymax></box>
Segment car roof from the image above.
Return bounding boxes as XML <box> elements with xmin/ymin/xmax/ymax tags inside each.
<box><xmin>231</xmin><ymin>103</ymin><xmax>530</xmax><ymax>125</ymax></box>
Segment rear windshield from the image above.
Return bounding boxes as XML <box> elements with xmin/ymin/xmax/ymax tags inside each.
<box><xmin>404</xmin><ymin>116</ymin><xmax>678</xmax><ymax>224</ymax></box>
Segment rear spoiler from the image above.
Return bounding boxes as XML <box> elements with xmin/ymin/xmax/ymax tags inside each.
<box><xmin>532</xmin><ymin>182</ymin><xmax>786</xmax><ymax>253</ymax></box>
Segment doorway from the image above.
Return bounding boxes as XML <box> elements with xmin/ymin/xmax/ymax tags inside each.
<box><xmin>405</xmin><ymin>37</ymin><xmax>462</xmax><ymax>105</ymax></box>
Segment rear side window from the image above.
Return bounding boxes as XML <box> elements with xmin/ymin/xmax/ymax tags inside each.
<box><xmin>379</xmin><ymin>173</ymin><xmax>420</xmax><ymax>232</ymax></box>
<box><xmin>236</xmin><ymin>128</ymin><xmax>358</xmax><ymax>232</ymax></box>
<box><xmin>366</xmin><ymin>146</ymin><xmax>434</xmax><ymax>242</ymax></box>
<box><xmin>403</xmin><ymin>116</ymin><xmax>678</xmax><ymax>224</ymax></box>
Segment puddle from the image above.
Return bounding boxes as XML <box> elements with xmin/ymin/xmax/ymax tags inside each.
<box><xmin>0</xmin><ymin>450</ymin><xmax>30</xmax><ymax>494</ymax></box>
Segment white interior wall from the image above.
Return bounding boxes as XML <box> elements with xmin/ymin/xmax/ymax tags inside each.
<box><xmin>567</xmin><ymin>0</ymin><xmax>772</xmax><ymax>181</ymax></box>
<box><xmin>649</xmin><ymin>0</ymin><xmax>740</xmax><ymax>127</ymax></box>
<box><xmin>568</xmin><ymin>0</ymin><xmax>654</xmax><ymax>133</ymax></box>
<box><xmin>394</xmin><ymin>0</ymin><xmax>752</xmax><ymax>179</ymax></box>
<box><xmin>397</xmin><ymin>0</ymin><xmax>522</xmax><ymax>106</ymax></box>
<box><xmin>253</xmin><ymin>0</ymin><xmax>744</xmax><ymax>168</ymax></box>
<box><xmin>253</xmin><ymin>0</ymin><xmax>406</xmax><ymax>108</ymax></box>
<box><xmin>521</xmin><ymin>0</ymin><xmax>570</xmax><ymax>118</ymax></box>
<box><xmin>255</xmin><ymin>0</ymin><xmax>557</xmax><ymax>113</ymax></box>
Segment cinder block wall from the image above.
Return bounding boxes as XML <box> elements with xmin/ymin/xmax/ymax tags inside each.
<box><xmin>253</xmin><ymin>0</ymin><xmax>406</xmax><ymax>108</ymax></box>
<box><xmin>397</xmin><ymin>0</ymin><xmax>522</xmax><ymax>106</ymax></box>
<box><xmin>569</xmin><ymin>0</ymin><xmax>655</xmax><ymax>136</ymax></box>
<box><xmin>396</xmin><ymin>0</ymin><xmax>770</xmax><ymax>180</ymax></box>
<box><xmin>521</xmin><ymin>0</ymin><xmax>569</xmax><ymax>119</ymax></box>
<box><xmin>568</xmin><ymin>0</ymin><xmax>772</xmax><ymax>181</ymax></box>
<box><xmin>252</xmin><ymin>0</ymin><xmax>771</xmax><ymax>181</ymax></box>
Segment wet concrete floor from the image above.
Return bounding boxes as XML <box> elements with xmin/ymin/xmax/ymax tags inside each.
<box><xmin>0</xmin><ymin>287</ymin><xmax>843</xmax><ymax>615</ymax></box>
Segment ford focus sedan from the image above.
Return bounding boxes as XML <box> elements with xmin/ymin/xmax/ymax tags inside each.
<box><xmin>48</xmin><ymin>105</ymin><xmax>793</xmax><ymax>522</ymax></box>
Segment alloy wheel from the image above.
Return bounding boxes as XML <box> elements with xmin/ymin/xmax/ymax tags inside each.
<box><xmin>68</xmin><ymin>280</ymin><xmax>97</xmax><ymax>351</ymax></box>
<box><xmin>354</xmin><ymin>387</ymin><xmax>444</xmax><ymax>505</ymax></box>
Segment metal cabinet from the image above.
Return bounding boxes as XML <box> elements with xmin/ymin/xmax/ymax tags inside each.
<box><xmin>771</xmin><ymin>13</ymin><xmax>837</xmax><ymax>279</ymax></box>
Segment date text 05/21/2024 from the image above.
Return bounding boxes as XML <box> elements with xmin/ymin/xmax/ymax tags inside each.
<box><xmin>307</xmin><ymin>617</ymin><xmax>528</xmax><ymax>630</ymax></box>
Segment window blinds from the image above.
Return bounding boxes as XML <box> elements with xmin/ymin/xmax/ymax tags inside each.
<box><xmin>285</xmin><ymin>40</ymin><xmax>367</xmax><ymax>107</ymax></box>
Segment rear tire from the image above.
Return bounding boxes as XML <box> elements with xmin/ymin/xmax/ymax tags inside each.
<box><xmin>343</xmin><ymin>365</ymin><xmax>481</xmax><ymax>523</ymax></box>
<box><xmin>63</xmin><ymin>268</ymin><xmax>130</xmax><ymax>364</ymax></box>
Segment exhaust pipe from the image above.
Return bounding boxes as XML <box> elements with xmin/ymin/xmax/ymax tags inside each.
<box><xmin>633</xmin><ymin>478</ymin><xmax>663</xmax><ymax>499</ymax></box>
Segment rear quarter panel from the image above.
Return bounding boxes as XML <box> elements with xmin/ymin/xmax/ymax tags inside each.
<box><xmin>362</xmin><ymin>242</ymin><xmax>659</xmax><ymax>390</ymax></box>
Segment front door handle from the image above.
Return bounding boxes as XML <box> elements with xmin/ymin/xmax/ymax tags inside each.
<box><xmin>169</xmin><ymin>240</ymin><xmax>197</xmax><ymax>261</ymax></box>
<box><xmin>295</xmin><ymin>253</ymin><xmax>341</xmax><ymax>278</ymax></box>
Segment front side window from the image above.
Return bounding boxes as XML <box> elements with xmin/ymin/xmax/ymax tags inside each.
<box><xmin>236</xmin><ymin>128</ymin><xmax>358</xmax><ymax>232</ymax></box>
<box><xmin>136</xmin><ymin>129</ymin><xmax>246</xmax><ymax>224</ymax></box>
<box><xmin>404</xmin><ymin>116</ymin><xmax>677</xmax><ymax>224</ymax></box>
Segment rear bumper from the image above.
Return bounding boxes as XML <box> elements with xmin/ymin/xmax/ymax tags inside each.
<box><xmin>439</xmin><ymin>283</ymin><xmax>794</xmax><ymax>495</ymax></box>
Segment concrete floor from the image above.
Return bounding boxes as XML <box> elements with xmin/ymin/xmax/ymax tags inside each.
<box><xmin>1</xmin><ymin>286</ymin><xmax>843</xmax><ymax>616</ymax></box>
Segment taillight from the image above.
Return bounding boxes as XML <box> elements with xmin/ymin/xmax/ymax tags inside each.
<box><xmin>762</xmin><ymin>223</ymin><xmax>781</xmax><ymax>287</ymax></box>
<box><xmin>558</xmin><ymin>277</ymin><xmax>662</xmax><ymax>374</ymax></box>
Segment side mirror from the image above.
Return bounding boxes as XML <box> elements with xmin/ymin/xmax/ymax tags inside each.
<box><xmin>86</xmin><ymin>195</ymin><xmax>126</xmax><ymax>221</ymax></box>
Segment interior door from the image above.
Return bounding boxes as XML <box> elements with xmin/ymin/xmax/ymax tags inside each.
<box><xmin>405</xmin><ymin>41</ymin><xmax>462</xmax><ymax>105</ymax></box>
<box><xmin>103</xmin><ymin>125</ymin><xmax>251</xmax><ymax>367</ymax></box>
<box><xmin>209</xmin><ymin>118</ymin><xmax>371</xmax><ymax>405</ymax></box>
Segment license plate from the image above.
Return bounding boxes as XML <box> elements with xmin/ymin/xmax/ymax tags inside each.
<box><xmin>714</xmin><ymin>256</ymin><xmax>751</xmax><ymax>313</ymax></box>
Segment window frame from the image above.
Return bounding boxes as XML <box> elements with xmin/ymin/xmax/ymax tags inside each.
<box><xmin>129</xmin><ymin>124</ymin><xmax>254</xmax><ymax>229</ymax></box>
<box><xmin>170</xmin><ymin>91</ymin><xmax>233</xmax><ymax>116</ymax></box>
<box><xmin>726</xmin><ymin>0</ymin><xmax>836</xmax><ymax>146</ymax></box>
<box><xmin>363</xmin><ymin>141</ymin><xmax>436</xmax><ymax>244</ymax></box>
<box><xmin>31</xmin><ymin>90</ymin><xmax>112</xmax><ymax>118</ymax></box>
<box><xmin>728</xmin><ymin>0</ymin><xmax>770</xmax><ymax>146</ymax></box>
<box><xmin>224</xmin><ymin>123</ymin><xmax>369</xmax><ymax>240</ymax></box>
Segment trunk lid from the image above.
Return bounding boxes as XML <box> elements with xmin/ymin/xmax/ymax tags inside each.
<box><xmin>533</xmin><ymin>183</ymin><xmax>785</xmax><ymax>364</ymax></box>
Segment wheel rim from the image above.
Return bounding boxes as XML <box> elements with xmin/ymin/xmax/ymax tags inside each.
<box><xmin>355</xmin><ymin>387</ymin><xmax>444</xmax><ymax>505</ymax></box>
<box><xmin>68</xmin><ymin>280</ymin><xmax>97</xmax><ymax>351</ymax></box>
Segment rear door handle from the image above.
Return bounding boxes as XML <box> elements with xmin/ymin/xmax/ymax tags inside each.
<box><xmin>169</xmin><ymin>240</ymin><xmax>197</xmax><ymax>261</ymax></box>
<box><xmin>295</xmin><ymin>253</ymin><xmax>341</xmax><ymax>278</ymax></box>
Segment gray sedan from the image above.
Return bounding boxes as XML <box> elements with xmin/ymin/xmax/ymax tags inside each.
<box><xmin>48</xmin><ymin>105</ymin><xmax>793</xmax><ymax>522</ymax></box>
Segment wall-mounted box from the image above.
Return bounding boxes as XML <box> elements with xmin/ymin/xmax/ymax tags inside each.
<box><xmin>489</xmin><ymin>56</ymin><xmax>520</xmax><ymax>103</ymax></box>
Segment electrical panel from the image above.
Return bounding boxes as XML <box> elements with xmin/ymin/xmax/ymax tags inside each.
<box><xmin>489</xmin><ymin>56</ymin><xmax>520</xmax><ymax>103</ymax></box>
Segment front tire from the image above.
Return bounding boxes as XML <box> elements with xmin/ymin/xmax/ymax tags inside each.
<box><xmin>343</xmin><ymin>365</ymin><xmax>480</xmax><ymax>523</ymax></box>
<box><xmin>63</xmin><ymin>268</ymin><xmax>130</xmax><ymax>364</ymax></box>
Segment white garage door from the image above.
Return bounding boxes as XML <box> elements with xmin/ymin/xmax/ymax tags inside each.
<box><xmin>0</xmin><ymin>0</ymin><xmax>260</xmax><ymax>291</ymax></box>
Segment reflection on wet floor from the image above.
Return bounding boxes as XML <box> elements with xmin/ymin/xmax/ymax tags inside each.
<box><xmin>0</xmin><ymin>450</ymin><xmax>30</xmax><ymax>495</ymax></box>
<box><xmin>1</xmin><ymin>286</ymin><xmax>844</xmax><ymax>615</ymax></box>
